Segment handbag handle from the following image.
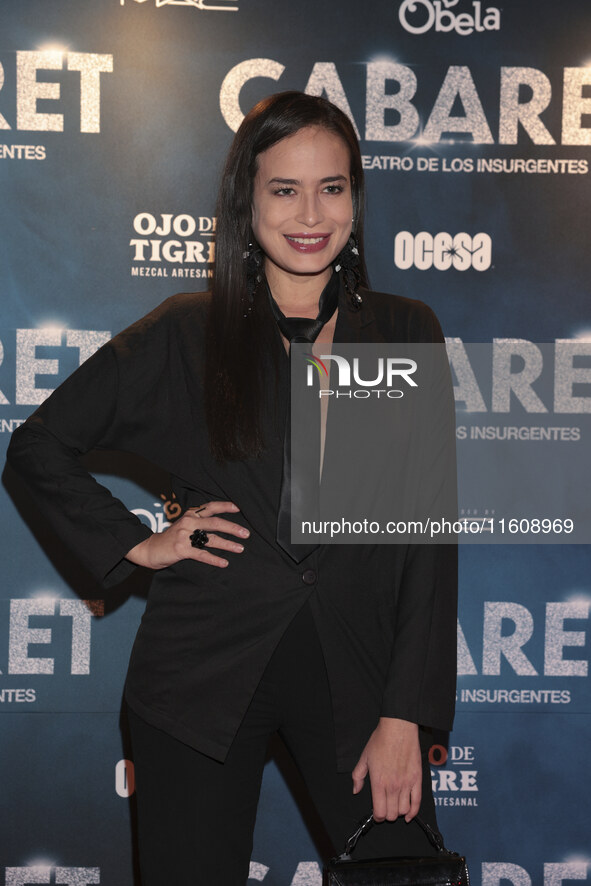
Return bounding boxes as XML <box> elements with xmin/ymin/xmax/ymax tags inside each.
<box><xmin>339</xmin><ymin>813</ymin><xmax>446</xmax><ymax>861</ymax></box>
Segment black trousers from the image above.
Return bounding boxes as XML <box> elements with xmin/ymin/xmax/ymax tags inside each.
<box><xmin>127</xmin><ymin>601</ymin><xmax>440</xmax><ymax>885</ymax></box>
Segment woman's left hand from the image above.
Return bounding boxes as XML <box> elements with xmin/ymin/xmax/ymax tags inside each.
<box><xmin>351</xmin><ymin>717</ymin><xmax>422</xmax><ymax>823</ymax></box>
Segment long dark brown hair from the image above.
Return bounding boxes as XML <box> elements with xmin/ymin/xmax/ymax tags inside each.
<box><xmin>205</xmin><ymin>91</ymin><xmax>368</xmax><ymax>461</ymax></box>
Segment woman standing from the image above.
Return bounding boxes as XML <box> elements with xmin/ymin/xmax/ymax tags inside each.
<box><xmin>7</xmin><ymin>91</ymin><xmax>457</xmax><ymax>884</ymax></box>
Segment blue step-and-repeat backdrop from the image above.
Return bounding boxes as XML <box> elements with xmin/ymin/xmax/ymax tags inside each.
<box><xmin>1</xmin><ymin>0</ymin><xmax>590</xmax><ymax>883</ymax></box>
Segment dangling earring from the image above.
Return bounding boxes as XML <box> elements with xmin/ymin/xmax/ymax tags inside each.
<box><xmin>334</xmin><ymin>232</ymin><xmax>363</xmax><ymax>310</ymax></box>
<box><xmin>242</xmin><ymin>241</ymin><xmax>264</xmax><ymax>316</ymax></box>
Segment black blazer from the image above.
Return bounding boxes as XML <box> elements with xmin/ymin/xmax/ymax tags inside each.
<box><xmin>7</xmin><ymin>286</ymin><xmax>457</xmax><ymax>770</ymax></box>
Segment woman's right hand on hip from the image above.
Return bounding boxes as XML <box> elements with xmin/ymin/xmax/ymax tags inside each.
<box><xmin>125</xmin><ymin>501</ymin><xmax>249</xmax><ymax>570</ymax></box>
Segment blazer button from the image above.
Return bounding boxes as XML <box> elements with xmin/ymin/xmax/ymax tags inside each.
<box><xmin>301</xmin><ymin>569</ymin><xmax>317</xmax><ymax>585</ymax></box>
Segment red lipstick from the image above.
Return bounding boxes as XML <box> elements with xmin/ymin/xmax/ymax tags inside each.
<box><xmin>284</xmin><ymin>233</ymin><xmax>331</xmax><ymax>254</ymax></box>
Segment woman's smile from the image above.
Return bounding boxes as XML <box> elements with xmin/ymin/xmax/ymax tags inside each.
<box><xmin>284</xmin><ymin>233</ymin><xmax>332</xmax><ymax>252</ymax></box>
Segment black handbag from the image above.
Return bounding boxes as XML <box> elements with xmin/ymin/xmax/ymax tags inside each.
<box><xmin>323</xmin><ymin>813</ymin><xmax>469</xmax><ymax>885</ymax></box>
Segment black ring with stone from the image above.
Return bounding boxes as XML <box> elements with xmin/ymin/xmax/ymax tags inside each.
<box><xmin>190</xmin><ymin>528</ymin><xmax>209</xmax><ymax>549</ymax></box>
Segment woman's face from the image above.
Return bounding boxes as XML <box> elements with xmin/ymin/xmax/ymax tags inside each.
<box><xmin>251</xmin><ymin>125</ymin><xmax>353</xmax><ymax>291</ymax></box>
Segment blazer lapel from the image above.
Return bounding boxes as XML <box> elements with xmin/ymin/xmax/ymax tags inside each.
<box><xmin>333</xmin><ymin>286</ymin><xmax>377</xmax><ymax>345</ymax></box>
